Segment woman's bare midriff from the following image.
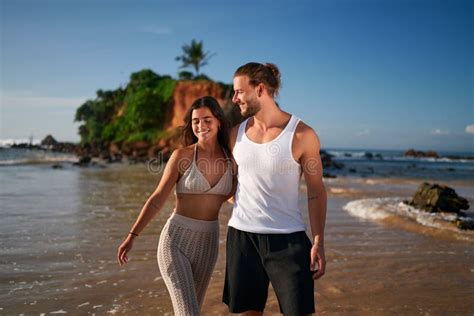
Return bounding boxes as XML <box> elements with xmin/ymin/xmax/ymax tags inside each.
<box><xmin>174</xmin><ymin>193</ymin><xmax>227</xmax><ymax>221</ymax></box>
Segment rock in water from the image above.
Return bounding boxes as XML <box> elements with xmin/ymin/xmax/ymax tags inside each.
<box><xmin>407</xmin><ymin>182</ymin><xmax>469</xmax><ymax>214</ymax></box>
<box><xmin>404</xmin><ymin>148</ymin><xmax>439</xmax><ymax>158</ymax></box>
<box><xmin>41</xmin><ymin>135</ymin><xmax>58</xmax><ymax>146</ymax></box>
<box><xmin>320</xmin><ymin>150</ymin><xmax>344</xmax><ymax>170</ymax></box>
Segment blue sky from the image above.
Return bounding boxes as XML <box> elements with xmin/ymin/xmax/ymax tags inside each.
<box><xmin>1</xmin><ymin>0</ymin><xmax>473</xmax><ymax>152</ymax></box>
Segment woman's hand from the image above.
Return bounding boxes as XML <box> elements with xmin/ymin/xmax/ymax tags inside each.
<box><xmin>117</xmin><ymin>235</ymin><xmax>135</xmax><ymax>266</ymax></box>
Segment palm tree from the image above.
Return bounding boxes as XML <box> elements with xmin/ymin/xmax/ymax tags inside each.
<box><xmin>175</xmin><ymin>39</ymin><xmax>215</xmax><ymax>76</ymax></box>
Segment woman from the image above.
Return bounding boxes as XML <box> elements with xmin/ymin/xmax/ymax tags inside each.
<box><xmin>117</xmin><ymin>96</ymin><xmax>236</xmax><ymax>315</ymax></box>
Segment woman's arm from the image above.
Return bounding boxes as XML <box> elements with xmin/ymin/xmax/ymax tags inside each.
<box><xmin>117</xmin><ymin>149</ymin><xmax>183</xmax><ymax>265</ymax></box>
<box><xmin>224</xmin><ymin>159</ymin><xmax>238</xmax><ymax>203</ymax></box>
<box><xmin>127</xmin><ymin>149</ymin><xmax>182</xmax><ymax>236</ymax></box>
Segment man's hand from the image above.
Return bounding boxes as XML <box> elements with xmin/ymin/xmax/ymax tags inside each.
<box><xmin>310</xmin><ymin>243</ymin><xmax>326</xmax><ymax>280</ymax></box>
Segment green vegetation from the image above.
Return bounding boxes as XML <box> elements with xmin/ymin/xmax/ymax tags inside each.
<box><xmin>75</xmin><ymin>88</ymin><xmax>126</xmax><ymax>144</ymax></box>
<box><xmin>75</xmin><ymin>69</ymin><xmax>177</xmax><ymax>144</ymax></box>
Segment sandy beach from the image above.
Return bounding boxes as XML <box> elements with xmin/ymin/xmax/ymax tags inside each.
<box><xmin>1</xmin><ymin>159</ymin><xmax>473</xmax><ymax>315</ymax></box>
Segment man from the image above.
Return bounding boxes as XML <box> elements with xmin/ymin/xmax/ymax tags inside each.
<box><xmin>223</xmin><ymin>62</ymin><xmax>327</xmax><ymax>315</ymax></box>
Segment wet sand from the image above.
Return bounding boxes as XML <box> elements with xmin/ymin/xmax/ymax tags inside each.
<box><xmin>1</xmin><ymin>163</ymin><xmax>473</xmax><ymax>315</ymax></box>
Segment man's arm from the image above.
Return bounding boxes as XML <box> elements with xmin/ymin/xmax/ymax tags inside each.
<box><xmin>296</xmin><ymin>123</ymin><xmax>327</xmax><ymax>279</ymax></box>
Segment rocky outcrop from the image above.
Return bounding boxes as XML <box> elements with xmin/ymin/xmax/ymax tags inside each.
<box><xmin>406</xmin><ymin>182</ymin><xmax>469</xmax><ymax>214</ymax></box>
<box><xmin>66</xmin><ymin>81</ymin><xmax>233</xmax><ymax>164</ymax></box>
<box><xmin>320</xmin><ymin>150</ymin><xmax>344</xmax><ymax>169</ymax></box>
<box><xmin>404</xmin><ymin>149</ymin><xmax>439</xmax><ymax>158</ymax></box>
<box><xmin>41</xmin><ymin>135</ymin><xmax>58</xmax><ymax>147</ymax></box>
<box><xmin>165</xmin><ymin>80</ymin><xmax>233</xmax><ymax>129</ymax></box>
<box><xmin>39</xmin><ymin>135</ymin><xmax>81</xmax><ymax>154</ymax></box>
<box><xmin>10</xmin><ymin>143</ymin><xmax>42</xmax><ymax>149</ymax></box>
<box><xmin>109</xmin><ymin>80</ymin><xmax>235</xmax><ymax>162</ymax></box>
<box><xmin>115</xmin><ymin>80</ymin><xmax>236</xmax><ymax>162</ymax></box>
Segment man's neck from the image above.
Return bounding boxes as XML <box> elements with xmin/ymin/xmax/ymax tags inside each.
<box><xmin>252</xmin><ymin>99</ymin><xmax>288</xmax><ymax>130</ymax></box>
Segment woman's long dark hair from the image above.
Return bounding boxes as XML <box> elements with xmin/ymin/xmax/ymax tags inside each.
<box><xmin>182</xmin><ymin>96</ymin><xmax>230</xmax><ymax>155</ymax></box>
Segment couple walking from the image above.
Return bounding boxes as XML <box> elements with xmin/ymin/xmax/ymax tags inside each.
<box><xmin>117</xmin><ymin>62</ymin><xmax>327</xmax><ymax>315</ymax></box>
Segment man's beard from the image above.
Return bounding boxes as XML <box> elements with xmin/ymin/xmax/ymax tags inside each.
<box><xmin>241</xmin><ymin>97</ymin><xmax>261</xmax><ymax>117</ymax></box>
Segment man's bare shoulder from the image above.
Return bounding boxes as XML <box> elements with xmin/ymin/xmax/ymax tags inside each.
<box><xmin>295</xmin><ymin>121</ymin><xmax>321</xmax><ymax>150</ymax></box>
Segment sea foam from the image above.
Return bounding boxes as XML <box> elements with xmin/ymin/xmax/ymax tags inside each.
<box><xmin>343</xmin><ymin>197</ymin><xmax>472</xmax><ymax>233</ymax></box>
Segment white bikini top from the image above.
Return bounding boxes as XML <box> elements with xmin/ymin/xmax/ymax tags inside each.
<box><xmin>175</xmin><ymin>144</ymin><xmax>233</xmax><ymax>196</ymax></box>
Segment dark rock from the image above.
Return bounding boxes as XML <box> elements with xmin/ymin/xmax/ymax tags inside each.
<box><xmin>320</xmin><ymin>150</ymin><xmax>333</xmax><ymax>158</ymax></box>
<box><xmin>407</xmin><ymin>182</ymin><xmax>469</xmax><ymax>214</ymax></box>
<box><xmin>52</xmin><ymin>142</ymin><xmax>78</xmax><ymax>153</ymax></box>
<box><xmin>147</xmin><ymin>145</ymin><xmax>162</xmax><ymax>159</ymax></box>
<box><xmin>73</xmin><ymin>156</ymin><xmax>92</xmax><ymax>167</ymax></box>
<box><xmin>323</xmin><ymin>172</ymin><xmax>337</xmax><ymax>178</ymax></box>
<box><xmin>364</xmin><ymin>152</ymin><xmax>373</xmax><ymax>159</ymax></box>
<box><xmin>11</xmin><ymin>143</ymin><xmax>42</xmax><ymax>149</ymax></box>
<box><xmin>404</xmin><ymin>149</ymin><xmax>417</xmax><ymax>157</ymax></box>
<box><xmin>121</xmin><ymin>142</ymin><xmax>133</xmax><ymax>156</ymax></box>
<box><xmin>455</xmin><ymin>218</ymin><xmax>474</xmax><ymax>230</ymax></box>
<box><xmin>375</xmin><ymin>153</ymin><xmax>383</xmax><ymax>160</ymax></box>
<box><xmin>348</xmin><ymin>168</ymin><xmax>357</xmax><ymax>173</ymax></box>
<box><xmin>109</xmin><ymin>143</ymin><xmax>121</xmax><ymax>155</ymax></box>
<box><xmin>160</xmin><ymin>147</ymin><xmax>173</xmax><ymax>162</ymax></box>
<box><xmin>100</xmin><ymin>151</ymin><xmax>112</xmax><ymax>161</ymax></box>
<box><xmin>128</xmin><ymin>156</ymin><xmax>142</xmax><ymax>164</ymax></box>
<box><xmin>79</xmin><ymin>156</ymin><xmax>91</xmax><ymax>164</ymax></box>
<box><xmin>425</xmin><ymin>150</ymin><xmax>439</xmax><ymax>158</ymax></box>
<box><xmin>344</xmin><ymin>153</ymin><xmax>352</xmax><ymax>157</ymax></box>
<box><xmin>404</xmin><ymin>149</ymin><xmax>439</xmax><ymax>158</ymax></box>
<box><xmin>104</xmin><ymin>154</ymin><xmax>122</xmax><ymax>163</ymax></box>
<box><xmin>320</xmin><ymin>150</ymin><xmax>344</xmax><ymax>169</ymax></box>
<box><xmin>52</xmin><ymin>164</ymin><xmax>63</xmax><ymax>169</ymax></box>
<box><xmin>41</xmin><ymin>135</ymin><xmax>58</xmax><ymax>147</ymax></box>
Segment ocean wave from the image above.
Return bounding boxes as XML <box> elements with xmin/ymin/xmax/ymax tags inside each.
<box><xmin>0</xmin><ymin>149</ymin><xmax>77</xmax><ymax>166</ymax></box>
<box><xmin>0</xmin><ymin>138</ymin><xmax>41</xmax><ymax>147</ymax></box>
<box><xmin>390</xmin><ymin>156</ymin><xmax>473</xmax><ymax>163</ymax></box>
<box><xmin>333</xmin><ymin>154</ymin><xmax>473</xmax><ymax>164</ymax></box>
<box><xmin>343</xmin><ymin>197</ymin><xmax>395</xmax><ymax>220</ymax></box>
<box><xmin>326</xmin><ymin>150</ymin><xmax>369</xmax><ymax>158</ymax></box>
<box><xmin>0</xmin><ymin>157</ymin><xmax>78</xmax><ymax>166</ymax></box>
<box><xmin>343</xmin><ymin>197</ymin><xmax>473</xmax><ymax>233</ymax></box>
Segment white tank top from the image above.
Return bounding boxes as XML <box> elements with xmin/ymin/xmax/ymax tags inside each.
<box><xmin>228</xmin><ymin>115</ymin><xmax>305</xmax><ymax>234</ymax></box>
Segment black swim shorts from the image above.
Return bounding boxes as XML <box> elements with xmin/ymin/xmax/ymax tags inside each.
<box><xmin>223</xmin><ymin>226</ymin><xmax>315</xmax><ymax>315</ymax></box>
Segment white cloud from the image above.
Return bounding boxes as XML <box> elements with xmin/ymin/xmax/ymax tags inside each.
<box><xmin>356</xmin><ymin>129</ymin><xmax>370</xmax><ymax>136</ymax></box>
<box><xmin>1</xmin><ymin>91</ymin><xmax>87</xmax><ymax>108</ymax></box>
<box><xmin>465</xmin><ymin>124</ymin><xmax>474</xmax><ymax>134</ymax></box>
<box><xmin>430</xmin><ymin>128</ymin><xmax>450</xmax><ymax>135</ymax></box>
<box><xmin>141</xmin><ymin>26</ymin><xmax>172</xmax><ymax>35</ymax></box>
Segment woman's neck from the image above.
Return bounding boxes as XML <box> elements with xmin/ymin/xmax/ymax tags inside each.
<box><xmin>196</xmin><ymin>139</ymin><xmax>220</xmax><ymax>155</ymax></box>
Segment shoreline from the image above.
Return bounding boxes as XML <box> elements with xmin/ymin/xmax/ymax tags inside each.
<box><xmin>2</xmin><ymin>142</ymin><xmax>474</xmax><ymax>163</ymax></box>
